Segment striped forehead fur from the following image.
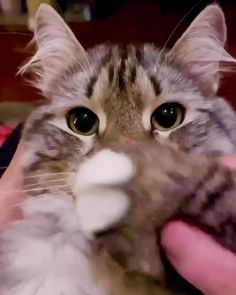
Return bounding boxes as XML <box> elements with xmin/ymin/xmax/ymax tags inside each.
<box><xmin>83</xmin><ymin>44</ymin><xmax>162</xmax><ymax>100</ymax></box>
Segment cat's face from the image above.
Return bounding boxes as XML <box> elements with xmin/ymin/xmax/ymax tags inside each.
<box><xmin>21</xmin><ymin>4</ymin><xmax>236</xmax><ymax>172</ymax></box>
<box><xmin>20</xmin><ymin>2</ymin><xmax>236</xmax><ymax>205</ymax></box>
<box><xmin>20</xmin><ymin>3</ymin><xmax>236</xmax><ymax>203</ymax></box>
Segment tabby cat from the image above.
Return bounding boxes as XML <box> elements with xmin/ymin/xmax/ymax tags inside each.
<box><xmin>1</xmin><ymin>3</ymin><xmax>236</xmax><ymax>295</ymax></box>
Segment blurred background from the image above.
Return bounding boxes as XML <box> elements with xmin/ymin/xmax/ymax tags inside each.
<box><xmin>0</xmin><ymin>0</ymin><xmax>236</xmax><ymax>144</ymax></box>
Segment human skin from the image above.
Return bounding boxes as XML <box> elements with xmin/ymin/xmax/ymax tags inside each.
<box><xmin>0</xmin><ymin>141</ymin><xmax>24</xmax><ymax>229</ymax></box>
<box><xmin>1</xmin><ymin>143</ymin><xmax>236</xmax><ymax>294</ymax></box>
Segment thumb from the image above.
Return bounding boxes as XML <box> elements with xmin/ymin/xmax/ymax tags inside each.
<box><xmin>161</xmin><ymin>221</ymin><xmax>236</xmax><ymax>295</ymax></box>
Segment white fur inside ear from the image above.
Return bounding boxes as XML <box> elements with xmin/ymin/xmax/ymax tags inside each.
<box><xmin>72</xmin><ymin>149</ymin><xmax>134</xmax><ymax>194</ymax></box>
<box><xmin>76</xmin><ymin>187</ymin><xmax>130</xmax><ymax>234</ymax></box>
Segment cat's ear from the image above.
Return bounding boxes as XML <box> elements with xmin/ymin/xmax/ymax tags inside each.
<box><xmin>19</xmin><ymin>4</ymin><xmax>87</xmax><ymax>94</ymax></box>
<box><xmin>167</xmin><ymin>4</ymin><xmax>236</xmax><ymax>95</ymax></box>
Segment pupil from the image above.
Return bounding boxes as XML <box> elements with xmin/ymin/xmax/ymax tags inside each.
<box><xmin>73</xmin><ymin>108</ymin><xmax>96</xmax><ymax>133</ymax></box>
<box><xmin>155</xmin><ymin>104</ymin><xmax>177</xmax><ymax>128</ymax></box>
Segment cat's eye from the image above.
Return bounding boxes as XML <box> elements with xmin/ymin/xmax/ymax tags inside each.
<box><xmin>66</xmin><ymin>107</ymin><xmax>99</xmax><ymax>135</ymax></box>
<box><xmin>151</xmin><ymin>103</ymin><xmax>185</xmax><ymax>131</ymax></box>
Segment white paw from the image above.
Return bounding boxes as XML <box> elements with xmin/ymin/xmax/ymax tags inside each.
<box><xmin>72</xmin><ymin>149</ymin><xmax>133</xmax><ymax>235</ymax></box>
<box><xmin>72</xmin><ymin>149</ymin><xmax>134</xmax><ymax>194</ymax></box>
<box><xmin>76</xmin><ymin>187</ymin><xmax>130</xmax><ymax>234</ymax></box>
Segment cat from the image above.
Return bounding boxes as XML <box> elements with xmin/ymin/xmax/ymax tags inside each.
<box><xmin>1</xmin><ymin>3</ymin><xmax>236</xmax><ymax>295</ymax></box>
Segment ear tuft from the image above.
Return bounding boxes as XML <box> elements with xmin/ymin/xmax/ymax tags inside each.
<box><xmin>18</xmin><ymin>4</ymin><xmax>88</xmax><ymax>96</ymax></box>
<box><xmin>167</xmin><ymin>4</ymin><xmax>236</xmax><ymax>95</ymax></box>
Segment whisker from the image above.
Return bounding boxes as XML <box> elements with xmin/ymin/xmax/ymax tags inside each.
<box><xmin>0</xmin><ymin>170</ymin><xmax>73</xmax><ymax>180</ymax></box>
<box><xmin>0</xmin><ymin>32</ymin><xmax>33</xmax><ymax>37</ymax></box>
<box><xmin>0</xmin><ymin>166</ymin><xmax>9</xmax><ymax>170</ymax></box>
<box><xmin>23</xmin><ymin>171</ymin><xmax>72</xmax><ymax>180</ymax></box>
<box><xmin>82</xmin><ymin>53</ymin><xmax>93</xmax><ymax>74</ymax></box>
<box><xmin>23</xmin><ymin>177</ymin><xmax>69</xmax><ymax>188</ymax></box>
<box><xmin>0</xmin><ymin>184</ymin><xmax>70</xmax><ymax>195</ymax></box>
<box><xmin>75</xmin><ymin>57</ymin><xmax>91</xmax><ymax>83</ymax></box>
<box><xmin>159</xmin><ymin>0</ymin><xmax>204</xmax><ymax>57</ymax></box>
<box><xmin>0</xmin><ymin>200</ymin><xmax>25</xmax><ymax>214</ymax></box>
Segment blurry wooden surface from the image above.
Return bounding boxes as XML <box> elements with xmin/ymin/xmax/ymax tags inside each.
<box><xmin>0</xmin><ymin>0</ymin><xmax>236</xmax><ymax>108</ymax></box>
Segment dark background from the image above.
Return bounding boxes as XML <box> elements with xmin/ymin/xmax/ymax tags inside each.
<box><xmin>1</xmin><ymin>0</ymin><xmax>236</xmax><ymax>108</ymax></box>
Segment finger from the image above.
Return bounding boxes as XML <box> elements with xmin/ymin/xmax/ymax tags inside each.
<box><xmin>0</xmin><ymin>141</ymin><xmax>25</xmax><ymax>229</ymax></box>
<box><xmin>161</xmin><ymin>221</ymin><xmax>236</xmax><ymax>295</ymax></box>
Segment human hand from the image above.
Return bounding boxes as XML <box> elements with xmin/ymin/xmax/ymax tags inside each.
<box><xmin>161</xmin><ymin>156</ymin><xmax>236</xmax><ymax>295</ymax></box>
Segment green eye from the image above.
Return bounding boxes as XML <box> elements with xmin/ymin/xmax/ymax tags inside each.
<box><xmin>151</xmin><ymin>103</ymin><xmax>185</xmax><ymax>131</ymax></box>
<box><xmin>66</xmin><ymin>107</ymin><xmax>99</xmax><ymax>136</ymax></box>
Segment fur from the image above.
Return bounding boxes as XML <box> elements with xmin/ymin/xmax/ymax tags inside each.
<box><xmin>1</xmin><ymin>3</ymin><xmax>236</xmax><ymax>295</ymax></box>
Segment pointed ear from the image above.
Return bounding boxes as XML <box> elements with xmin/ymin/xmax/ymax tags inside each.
<box><xmin>19</xmin><ymin>4</ymin><xmax>87</xmax><ymax>95</ymax></box>
<box><xmin>167</xmin><ymin>4</ymin><xmax>236</xmax><ymax>95</ymax></box>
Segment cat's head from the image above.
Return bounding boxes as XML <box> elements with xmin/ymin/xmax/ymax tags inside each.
<box><xmin>19</xmin><ymin>4</ymin><xmax>236</xmax><ymax>199</ymax></box>
<box><xmin>21</xmin><ymin>3</ymin><xmax>236</xmax><ymax>173</ymax></box>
